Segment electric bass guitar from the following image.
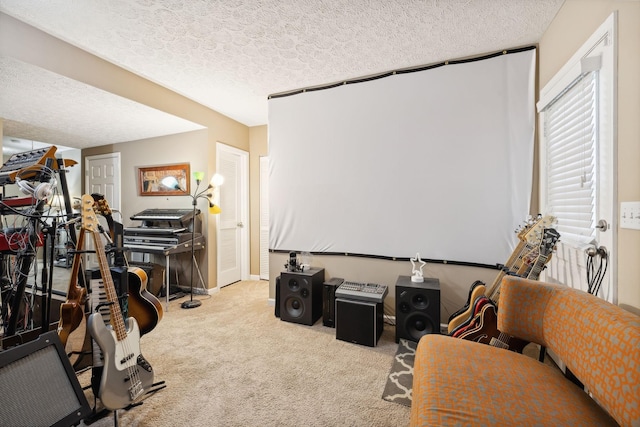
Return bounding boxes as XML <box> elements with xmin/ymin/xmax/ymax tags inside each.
<box><xmin>83</xmin><ymin>195</ymin><xmax>154</xmax><ymax>410</ymax></box>
<box><xmin>91</xmin><ymin>194</ymin><xmax>163</xmax><ymax>336</ymax></box>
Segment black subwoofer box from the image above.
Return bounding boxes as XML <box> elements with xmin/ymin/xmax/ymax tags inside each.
<box><xmin>335</xmin><ymin>298</ymin><xmax>384</xmax><ymax>347</ymax></box>
<box><xmin>279</xmin><ymin>268</ymin><xmax>325</xmax><ymax>325</ymax></box>
<box><xmin>395</xmin><ymin>275</ymin><xmax>440</xmax><ymax>343</ymax></box>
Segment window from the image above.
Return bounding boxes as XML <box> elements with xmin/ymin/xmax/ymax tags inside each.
<box><xmin>543</xmin><ymin>71</ymin><xmax>598</xmax><ymax>244</ymax></box>
<box><xmin>538</xmin><ymin>13</ymin><xmax>616</xmax><ymax>303</ymax></box>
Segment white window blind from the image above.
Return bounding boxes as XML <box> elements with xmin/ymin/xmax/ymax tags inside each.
<box><xmin>538</xmin><ymin>13</ymin><xmax>616</xmax><ymax>305</ymax></box>
<box><xmin>543</xmin><ymin>72</ymin><xmax>597</xmax><ymax>244</ymax></box>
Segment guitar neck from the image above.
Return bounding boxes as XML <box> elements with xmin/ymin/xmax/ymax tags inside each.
<box><xmin>526</xmin><ymin>253</ymin><xmax>549</xmax><ymax>281</ymax></box>
<box><xmin>486</xmin><ymin>240</ymin><xmax>535</xmax><ymax>301</ymax></box>
<box><xmin>90</xmin><ymin>229</ymin><xmax>128</xmax><ymax>342</ymax></box>
<box><xmin>65</xmin><ymin>228</ymin><xmax>85</xmax><ymax>300</ymax></box>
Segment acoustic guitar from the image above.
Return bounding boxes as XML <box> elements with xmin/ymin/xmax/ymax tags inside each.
<box><xmin>57</xmin><ymin>227</ymin><xmax>88</xmax><ymax>348</ymax></box>
<box><xmin>91</xmin><ymin>194</ymin><xmax>163</xmax><ymax>336</ymax></box>
<box><xmin>83</xmin><ymin>195</ymin><xmax>154</xmax><ymax>410</ymax></box>
<box><xmin>126</xmin><ymin>266</ymin><xmax>163</xmax><ymax>336</ymax></box>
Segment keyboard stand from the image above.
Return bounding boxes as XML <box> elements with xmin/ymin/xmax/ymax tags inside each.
<box><xmin>161</xmin><ymin>252</ymin><xmax>206</xmax><ymax>310</ymax></box>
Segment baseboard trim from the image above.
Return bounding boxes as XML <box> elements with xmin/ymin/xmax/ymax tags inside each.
<box><xmin>178</xmin><ymin>285</ymin><xmax>219</xmax><ymax>296</ymax></box>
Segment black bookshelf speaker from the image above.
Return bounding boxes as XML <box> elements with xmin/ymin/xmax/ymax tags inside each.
<box><xmin>0</xmin><ymin>331</ymin><xmax>91</xmax><ymax>427</ymax></box>
<box><xmin>322</xmin><ymin>277</ymin><xmax>344</xmax><ymax>327</ymax></box>
<box><xmin>280</xmin><ymin>268</ymin><xmax>325</xmax><ymax>325</ymax></box>
<box><xmin>395</xmin><ymin>276</ymin><xmax>441</xmax><ymax>343</ymax></box>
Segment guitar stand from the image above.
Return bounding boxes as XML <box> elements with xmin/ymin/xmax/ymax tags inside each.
<box><xmin>82</xmin><ymin>394</ymin><xmax>110</xmax><ymax>425</ymax></box>
<box><xmin>83</xmin><ymin>380</ymin><xmax>167</xmax><ymax>426</ymax></box>
<box><xmin>131</xmin><ymin>380</ymin><xmax>168</xmax><ymax>404</ymax></box>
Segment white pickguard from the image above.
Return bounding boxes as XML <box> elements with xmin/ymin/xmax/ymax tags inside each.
<box><xmin>87</xmin><ymin>313</ymin><xmax>153</xmax><ymax>410</ymax></box>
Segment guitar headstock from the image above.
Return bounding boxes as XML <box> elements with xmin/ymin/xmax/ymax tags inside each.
<box><xmin>81</xmin><ymin>194</ymin><xmax>100</xmax><ymax>232</ymax></box>
<box><xmin>91</xmin><ymin>193</ymin><xmax>113</xmax><ymax>217</ymax></box>
<box><xmin>538</xmin><ymin>228</ymin><xmax>561</xmax><ymax>257</ymax></box>
<box><xmin>521</xmin><ymin>215</ymin><xmax>557</xmax><ymax>244</ymax></box>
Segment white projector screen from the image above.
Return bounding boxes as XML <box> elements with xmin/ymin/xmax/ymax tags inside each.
<box><xmin>268</xmin><ymin>48</ymin><xmax>536</xmax><ymax>266</ymax></box>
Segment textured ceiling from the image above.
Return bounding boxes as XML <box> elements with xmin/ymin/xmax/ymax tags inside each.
<box><xmin>0</xmin><ymin>55</ymin><xmax>205</xmax><ymax>152</ymax></box>
<box><xmin>0</xmin><ymin>0</ymin><xmax>564</xmax><ymax>150</ymax></box>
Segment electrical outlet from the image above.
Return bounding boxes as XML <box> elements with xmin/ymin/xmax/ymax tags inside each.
<box><xmin>620</xmin><ymin>201</ymin><xmax>640</xmax><ymax>230</ymax></box>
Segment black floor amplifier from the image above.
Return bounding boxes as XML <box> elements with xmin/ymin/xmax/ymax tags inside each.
<box><xmin>322</xmin><ymin>277</ymin><xmax>344</xmax><ymax>327</ymax></box>
<box><xmin>335</xmin><ymin>298</ymin><xmax>384</xmax><ymax>347</ymax></box>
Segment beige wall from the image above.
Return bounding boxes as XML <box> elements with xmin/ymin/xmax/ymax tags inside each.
<box><xmin>0</xmin><ymin>15</ymin><xmax>251</xmax><ymax>290</ymax></box>
<box><xmin>82</xmin><ymin>126</ymin><xmax>250</xmax><ymax>291</ymax></box>
<box><xmin>539</xmin><ymin>0</ymin><xmax>640</xmax><ymax>315</ymax></box>
<box><xmin>83</xmin><ymin>130</ymin><xmax>214</xmax><ymax>287</ymax></box>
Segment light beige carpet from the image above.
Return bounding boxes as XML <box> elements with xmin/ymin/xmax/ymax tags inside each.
<box><xmin>76</xmin><ymin>280</ymin><xmax>411</xmax><ymax>427</ymax></box>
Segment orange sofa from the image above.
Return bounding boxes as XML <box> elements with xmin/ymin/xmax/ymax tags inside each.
<box><xmin>410</xmin><ymin>276</ymin><xmax>640</xmax><ymax>427</ymax></box>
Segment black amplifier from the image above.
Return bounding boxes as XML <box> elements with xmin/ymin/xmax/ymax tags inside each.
<box><xmin>336</xmin><ymin>298</ymin><xmax>384</xmax><ymax>347</ymax></box>
<box><xmin>322</xmin><ymin>277</ymin><xmax>344</xmax><ymax>327</ymax></box>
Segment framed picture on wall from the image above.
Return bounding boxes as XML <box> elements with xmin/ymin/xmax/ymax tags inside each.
<box><xmin>138</xmin><ymin>163</ymin><xmax>190</xmax><ymax>196</ymax></box>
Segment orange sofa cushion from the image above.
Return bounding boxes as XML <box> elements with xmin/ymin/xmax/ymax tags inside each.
<box><xmin>410</xmin><ymin>335</ymin><xmax>618</xmax><ymax>426</ymax></box>
<box><xmin>411</xmin><ymin>277</ymin><xmax>640</xmax><ymax>426</ymax></box>
<box><xmin>498</xmin><ymin>277</ymin><xmax>640</xmax><ymax>427</ymax></box>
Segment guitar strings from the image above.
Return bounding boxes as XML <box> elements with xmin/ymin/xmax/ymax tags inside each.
<box><xmin>488</xmin><ymin>241</ymin><xmax>536</xmax><ymax>302</ymax></box>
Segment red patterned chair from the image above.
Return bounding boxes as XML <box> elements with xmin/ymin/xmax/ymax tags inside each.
<box><xmin>410</xmin><ymin>276</ymin><xmax>640</xmax><ymax>427</ymax></box>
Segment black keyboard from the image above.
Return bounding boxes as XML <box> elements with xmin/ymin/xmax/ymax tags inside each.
<box><xmin>0</xmin><ymin>146</ymin><xmax>57</xmax><ymax>184</ymax></box>
<box><xmin>130</xmin><ymin>209</ymin><xmax>194</xmax><ymax>221</ymax></box>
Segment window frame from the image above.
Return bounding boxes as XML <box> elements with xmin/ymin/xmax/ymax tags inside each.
<box><xmin>537</xmin><ymin>13</ymin><xmax>617</xmax><ymax>303</ymax></box>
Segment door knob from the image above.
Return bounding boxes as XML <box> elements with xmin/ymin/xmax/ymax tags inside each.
<box><xmin>596</xmin><ymin>219</ymin><xmax>609</xmax><ymax>231</ymax></box>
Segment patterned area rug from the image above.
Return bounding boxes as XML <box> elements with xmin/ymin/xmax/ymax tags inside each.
<box><xmin>382</xmin><ymin>338</ymin><xmax>417</xmax><ymax>407</ymax></box>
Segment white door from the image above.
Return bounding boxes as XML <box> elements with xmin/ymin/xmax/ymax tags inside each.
<box><xmin>84</xmin><ymin>153</ymin><xmax>121</xmax><ymax>267</ymax></box>
<box><xmin>217</xmin><ymin>143</ymin><xmax>249</xmax><ymax>287</ymax></box>
<box><xmin>85</xmin><ymin>153</ymin><xmax>121</xmax><ymax>212</ymax></box>
<box><xmin>259</xmin><ymin>156</ymin><xmax>269</xmax><ymax>280</ymax></box>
